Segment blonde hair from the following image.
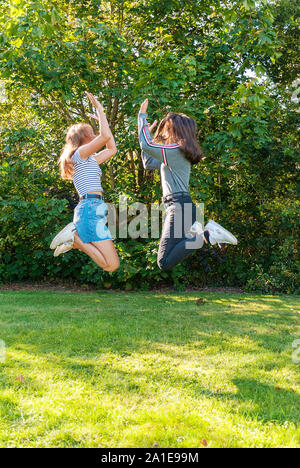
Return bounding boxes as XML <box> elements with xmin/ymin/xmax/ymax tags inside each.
<box><xmin>59</xmin><ymin>123</ymin><xmax>94</xmax><ymax>180</ymax></box>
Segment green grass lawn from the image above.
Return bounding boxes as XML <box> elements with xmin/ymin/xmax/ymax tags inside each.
<box><xmin>0</xmin><ymin>290</ymin><xmax>299</xmax><ymax>448</ymax></box>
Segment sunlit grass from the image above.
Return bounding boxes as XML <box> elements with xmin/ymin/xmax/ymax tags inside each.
<box><xmin>0</xmin><ymin>291</ymin><xmax>299</xmax><ymax>447</ymax></box>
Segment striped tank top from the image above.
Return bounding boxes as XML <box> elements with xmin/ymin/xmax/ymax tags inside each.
<box><xmin>71</xmin><ymin>149</ymin><xmax>103</xmax><ymax>197</ymax></box>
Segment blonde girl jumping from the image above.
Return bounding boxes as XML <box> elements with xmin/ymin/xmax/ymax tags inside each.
<box><xmin>50</xmin><ymin>92</ymin><xmax>120</xmax><ymax>273</ymax></box>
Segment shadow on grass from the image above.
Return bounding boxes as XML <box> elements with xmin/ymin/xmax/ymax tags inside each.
<box><xmin>1</xmin><ymin>292</ymin><xmax>299</xmax><ymax>427</ymax></box>
<box><xmin>222</xmin><ymin>378</ymin><xmax>299</xmax><ymax>424</ymax></box>
<box><xmin>0</xmin><ymin>395</ymin><xmax>24</xmax><ymax>423</ymax></box>
<box><xmin>3</xmin><ymin>295</ymin><xmax>296</xmax><ymax>355</ymax></box>
<box><xmin>2</xmin><ymin>353</ymin><xmax>299</xmax><ymax>426</ymax></box>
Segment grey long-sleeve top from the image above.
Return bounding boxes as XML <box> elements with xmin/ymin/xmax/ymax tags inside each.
<box><xmin>138</xmin><ymin>113</ymin><xmax>191</xmax><ymax>198</ymax></box>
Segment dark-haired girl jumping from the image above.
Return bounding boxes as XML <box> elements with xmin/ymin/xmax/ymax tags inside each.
<box><xmin>138</xmin><ymin>98</ymin><xmax>237</xmax><ymax>271</ymax></box>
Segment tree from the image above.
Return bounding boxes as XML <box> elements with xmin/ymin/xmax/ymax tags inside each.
<box><xmin>0</xmin><ymin>0</ymin><xmax>298</xmax><ymax>292</ymax></box>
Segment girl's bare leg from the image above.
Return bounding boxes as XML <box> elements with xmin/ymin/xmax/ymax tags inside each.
<box><xmin>73</xmin><ymin>232</ymin><xmax>120</xmax><ymax>272</ymax></box>
<box><xmin>91</xmin><ymin>240</ymin><xmax>120</xmax><ymax>272</ymax></box>
<box><xmin>73</xmin><ymin>232</ymin><xmax>108</xmax><ymax>269</ymax></box>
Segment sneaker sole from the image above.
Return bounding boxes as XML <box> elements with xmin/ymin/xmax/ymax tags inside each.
<box><xmin>50</xmin><ymin>223</ymin><xmax>75</xmax><ymax>250</ymax></box>
<box><xmin>53</xmin><ymin>243</ymin><xmax>73</xmax><ymax>257</ymax></box>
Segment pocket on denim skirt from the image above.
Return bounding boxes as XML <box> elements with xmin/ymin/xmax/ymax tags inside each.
<box><xmin>73</xmin><ymin>204</ymin><xmax>85</xmax><ymax>224</ymax></box>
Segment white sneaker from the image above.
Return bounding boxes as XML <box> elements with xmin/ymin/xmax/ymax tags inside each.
<box><xmin>204</xmin><ymin>220</ymin><xmax>238</xmax><ymax>247</ymax></box>
<box><xmin>53</xmin><ymin>241</ymin><xmax>73</xmax><ymax>257</ymax></box>
<box><xmin>187</xmin><ymin>222</ymin><xmax>210</xmax><ymax>244</ymax></box>
<box><xmin>186</xmin><ymin>221</ymin><xmax>203</xmax><ymax>239</ymax></box>
<box><xmin>50</xmin><ymin>222</ymin><xmax>76</xmax><ymax>250</ymax></box>
<box><xmin>189</xmin><ymin>221</ymin><xmax>203</xmax><ymax>236</ymax></box>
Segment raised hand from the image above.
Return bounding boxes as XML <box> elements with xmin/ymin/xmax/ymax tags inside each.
<box><xmin>139</xmin><ymin>98</ymin><xmax>149</xmax><ymax>114</ymax></box>
<box><xmin>149</xmin><ymin>120</ymin><xmax>158</xmax><ymax>133</ymax></box>
<box><xmin>79</xmin><ymin>94</ymin><xmax>113</xmax><ymax>160</ymax></box>
<box><xmin>88</xmin><ymin>113</ymin><xmax>99</xmax><ymax>121</ymax></box>
<box><xmin>86</xmin><ymin>91</ymin><xmax>103</xmax><ymax>111</ymax></box>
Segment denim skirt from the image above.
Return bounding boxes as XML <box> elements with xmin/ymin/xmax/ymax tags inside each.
<box><xmin>73</xmin><ymin>198</ymin><xmax>112</xmax><ymax>243</ymax></box>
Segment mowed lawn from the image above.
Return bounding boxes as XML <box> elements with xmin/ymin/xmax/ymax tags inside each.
<box><xmin>0</xmin><ymin>290</ymin><xmax>299</xmax><ymax>448</ymax></box>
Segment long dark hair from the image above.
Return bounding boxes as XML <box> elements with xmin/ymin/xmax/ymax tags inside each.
<box><xmin>153</xmin><ymin>112</ymin><xmax>204</xmax><ymax>164</ymax></box>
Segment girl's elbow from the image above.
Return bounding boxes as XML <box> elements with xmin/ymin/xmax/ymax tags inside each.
<box><xmin>101</xmin><ymin>131</ymin><xmax>111</xmax><ymax>143</ymax></box>
<box><xmin>107</xmin><ymin>150</ymin><xmax>117</xmax><ymax>160</ymax></box>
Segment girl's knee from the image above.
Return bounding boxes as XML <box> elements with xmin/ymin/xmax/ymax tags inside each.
<box><xmin>157</xmin><ymin>258</ymin><xmax>169</xmax><ymax>271</ymax></box>
<box><xmin>104</xmin><ymin>258</ymin><xmax>120</xmax><ymax>272</ymax></box>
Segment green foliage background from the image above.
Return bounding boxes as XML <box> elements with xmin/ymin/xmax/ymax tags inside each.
<box><xmin>0</xmin><ymin>0</ymin><xmax>299</xmax><ymax>293</ymax></box>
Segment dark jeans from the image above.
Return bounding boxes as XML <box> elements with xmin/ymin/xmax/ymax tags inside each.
<box><xmin>157</xmin><ymin>192</ymin><xmax>204</xmax><ymax>271</ymax></box>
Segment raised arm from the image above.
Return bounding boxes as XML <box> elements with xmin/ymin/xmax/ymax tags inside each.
<box><xmin>141</xmin><ymin>151</ymin><xmax>162</xmax><ymax>170</ymax></box>
<box><xmin>138</xmin><ymin>99</ymin><xmax>179</xmax><ymax>165</ymax></box>
<box><xmin>140</xmin><ymin>118</ymin><xmax>161</xmax><ymax>170</ymax></box>
<box><xmin>78</xmin><ymin>92</ymin><xmax>112</xmax><ymax>160</ymax></box>
<box><xmin>93</xmin><ymin>136</ymin><xmax>117</xmax><ymax>165</ymax></box>
<box><xmin>138</xmin><ymin>99</ymin><xmax>165</xmax><ymax>163</ymax></box>
<box><xmin>88</xmin><ymin>112</ymin><xmax>117</xmax><ymax>165</ymax></box>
